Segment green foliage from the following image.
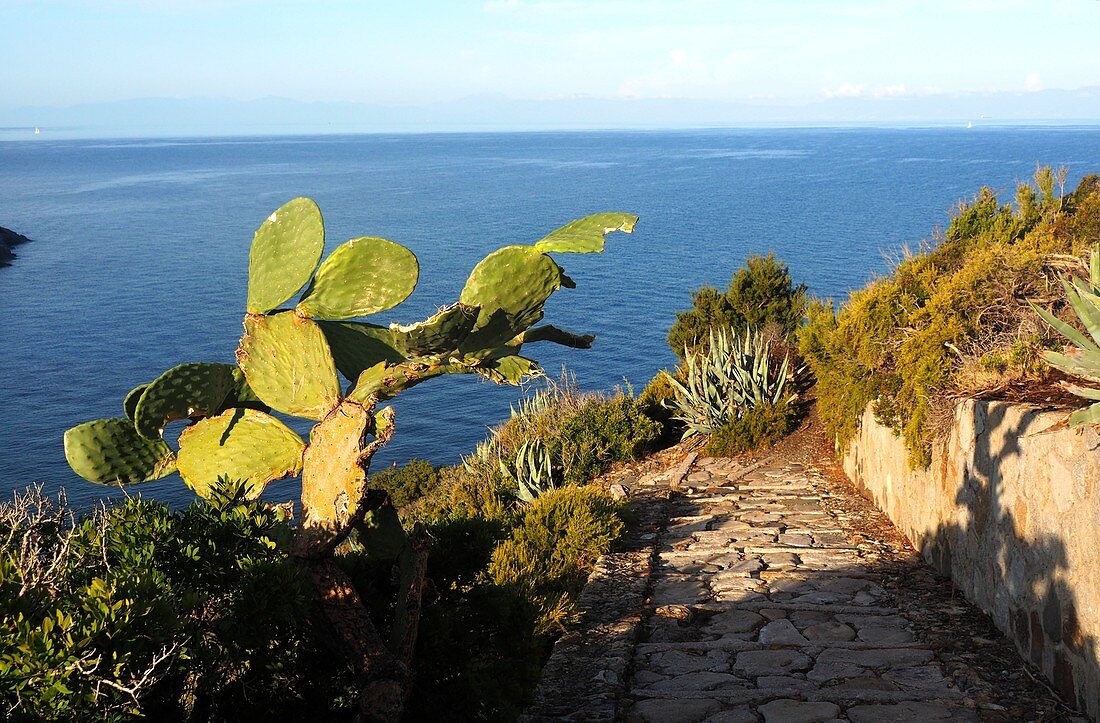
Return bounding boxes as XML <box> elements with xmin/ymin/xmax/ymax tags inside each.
<box><xmin>665</xmin><ymin>327</ymin><xmax>795</xmax><ymax>439</ymax></box>
<box><xmin>0</xmin><ymin>479</ymin><xmax>347</xmax><ymax>722</ymax></box>
<box><xmin>667</xmin><ymin>253</ymin><xmax>807</xmax><ymax>358</ymax></box>
<box><xmin>368</xmin><ymin>458</ymin><xmax>441</xmax><ymax>509</ymax></box>
<box><xmin>553</xmin><ymin>394</ymin><xmax>662</xmax><ymax>484</ymax></box>
<box><xmin>453</xmin><ymin>378</ymin><xmax>661</xmax><ymax>505</ymax></box>
<box><xmin>704</xmin><ymin>398</ymin><xmax>800</xmax><ymax>456</ymax></box>
<box><xmin>799</xmin><ymin>168</ymin><xmax>1095</xmax><ymax>466</ymax></box>
<box><xmin>488</xmin><ymin>486</ymin><xmax>625</xmax><ymax>633</ymax></box>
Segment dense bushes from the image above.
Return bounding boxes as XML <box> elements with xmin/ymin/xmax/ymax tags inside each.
<box><xmin>799</xmin><ymin>169</ymin><xmax>1100</xmax><ymax>466</ymax></box>
<box><xmin>0</xmin><ymin>472</ymin><xmax>628</xmax><ymax>722</ymax></box>
<box><xmin>0</xmin><ymin>481</ymin><xmax>349</xmax><ymax>722</ymax></box>
<box><xmin>704</xmin><ymin>398</ymin><xmax>799</xmax><ymax>456</ymax></box>
<box><xmin>667</xmin><ymin>252</ymin><xmax>807</xmax><ymax>358</ymax></box>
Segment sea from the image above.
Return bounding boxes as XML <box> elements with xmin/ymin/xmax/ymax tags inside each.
<box><xmin>2</xmin><ymin>126</ymin><xmax>1097</xmax><ymax>508</ymax></box>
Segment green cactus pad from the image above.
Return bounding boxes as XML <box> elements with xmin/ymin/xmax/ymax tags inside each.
<box><xmin>133</xmin><ymin>362</ymin><xmax>238</xmax><ymax>439</ymax></box>
<box><xmin>318</xmin><ymin>321</ymin><xmax>405</xmax><ymax>381</ymax></box>
<box><xmin>123</xmin><ymin>383</ymin><xmax>148</xmax><ymax>421</ymax></box>
<box><xmin>478</xmin><ymin>355</ymin><xmax>541</xmax><ymax>385</ymax></box>
<box><xmin>297</xmin><ymin>236</ymin><xmax>418</xmax><ymax>319</ymax></box>
<box><xmin>534</xmin><ymin>212</ymin><xmax>637</xmax><ymax>254</ymax></box>
<box><xmin>177</xmin><ymin>408</ymin><xmax>305</xmax><ymax>499</ymax></box>
<box><xmin>391</xmin><ymin>303</ymin><xmax>479</xmax><ymax>356</ymax></box>
<box><xmin>223</xmin><ymin>367</ymin><xmax>269</xmax><ymax>412</ymax></box>
<box><xmin>246</xmin><ymin>197</ymin><xmax>325</xmax><ymax>314</ymax></box>
<box><xmin>237</xmin><ymin>312</ymin><xmax>341</xmax><ymax>420</ymax></box>
<box><xmin>459</xmin><ymin>245</ymin><xmax>561</xmax><ymax>351</ymax></box>
<box><xmin>520</xmin><ymin>324</ymin><xmax>595</xmax><ymax>349</ymax></box>
<box><xmin>64</xmin><ymin>418</ymin><xmax>176</xmax><ymax>485</ymax></box>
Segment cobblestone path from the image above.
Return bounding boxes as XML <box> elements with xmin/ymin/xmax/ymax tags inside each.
<box><xmin>523</xmin><ymin>427</ymin><xmax>1080</xmax><ymax>722</ymax></box>
<box><xmin>623</xmin><ymin>455</ymin><xmax>986</xmax><ymax>722</ymax></box>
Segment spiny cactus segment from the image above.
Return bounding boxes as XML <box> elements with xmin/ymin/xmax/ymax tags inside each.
<box><xmin>65</xmin><ymin>200</ymin><xmax>636</xmax><ymax>528</ymax></box>
<box><xmin>297</xmin><ymin>236</ymin><xmax>419</xmax><ymax>319</ymax></box>
<box><xmin>246</xmin><ymin>197</ymin><xmax>325</xmax><ymax>314</ymax></box>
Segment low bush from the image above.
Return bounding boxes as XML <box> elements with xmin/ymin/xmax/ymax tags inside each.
<box><xmin>0</xmin><ymin>480</ymin><xmax>345</xmax><ymax>723</ymax></box>
<box><xmin>799</xmin><ymin>169</ymin><xmax>1100</xmax><ymax>466</ymax></box>
<box><xmin>368</xmin><ymin>458</ymin><xmax>441</xmax><ymax>508</ymax></box>
<box><xmin>668</xmin><ymin>253</ymin><xmax>807</xmax><ymax>358</ymax></box>
<box><xmin>488</xmin><ymin>486</ymin><xmax>625</xmax><ymax>633</ymax></box>
<box><xmin>705</xmin><ymin>398</ymin><xmax>800</xmax><ymax>456</ymax></box>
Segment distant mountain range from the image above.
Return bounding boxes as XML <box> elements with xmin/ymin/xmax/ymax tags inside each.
<box><xmin>4</xmin><ymin>87</ymin><xmax>1100</xmax><ymax>137</ymax></box>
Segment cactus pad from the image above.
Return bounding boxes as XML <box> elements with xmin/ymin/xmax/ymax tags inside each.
<box><xmin>64</xmin><ymin>418</ymin><xmax>176</xmax><ymax>485</ymax></box>
<box><xmin>479</xmin><ymin>355</ymin><xmax>541</xmax><ymax>384</ymax></box>
<box><xmin>459</xmin><ymin>245</ymin><xmax>560</xmax><ymax>351</ymax></box>
<box><xmin>133</xmin><ymin>362</ymin><xmax>238</xmax><ymax>439</ymax></box>
<box><xmin>297</xmin><ymin>236</ymin><xmax>418</xmax><ymax>319</ymax></box>
<box><xmin>177</xmin><ymin>408</ymin><xmax>305</xmax><ymax>499</ymax></box>
<box><xmin>123</xmin><ymin>383</ymin><xmax>148</xmax><ymax>420</ymax></box>
<box><xmin>391</xmin><ymin>303</ymin><xmax>479</xmax><ymax>356</ymax></box>
<box><xmin>318</xmin><ymin>321</ymin><xmax>405</xmax><ymax>382</ymax></box>
<box><xmin>246</xmin><ymin>197</ymin><xmax>325</xmax><ymax>314</ymax></box>
<box><xmin>520</xmin><ymin>324</ymin><xmax>595</xmax><ymax>349</ymax></box>
<box><xmin>237</xmin><ymin>311</ymin><xmax>342</xmax><ymax>420</ymax></box>
<box><xmin>534</xmin><ymin>212</ymin><xmax>637</xmax><ymax>254</ymax></box>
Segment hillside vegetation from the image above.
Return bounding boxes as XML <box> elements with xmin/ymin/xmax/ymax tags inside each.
<box><xmin>799</xmin><ymin>168</ymin><xmax>1100</xmax><ymax>466</ymax></box>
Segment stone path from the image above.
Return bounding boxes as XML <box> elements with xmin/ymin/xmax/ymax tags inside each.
<box><xmin>625</xmin><ymin>455</ymin><xmax>985</xmax><ymax>722</ymax></box>
<box><xmin>523</xmin><ymin>426</ymin><xmax>1081</xmax><ymax>722</ymax></box>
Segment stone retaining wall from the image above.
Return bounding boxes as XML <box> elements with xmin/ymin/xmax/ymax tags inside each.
<box><xmin>843</xmin><ymin>399</ymin><xmax>1100</xmax><ymax>719</ymax></box>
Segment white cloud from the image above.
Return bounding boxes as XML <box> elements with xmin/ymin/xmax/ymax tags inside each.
<box><xmin>821</xmin><ymin>82</ymin><xmax>866</xmax><ymax>98</ymax></box>
<box><xmin>878</xmin><ymin>84</ymin><xmax>908</xmax><ymax>97</ymax></box>
<box><xmin>1026</xmin><ymin>72</ymin><xmax>1043</xmax><ymax>92</ymax></box>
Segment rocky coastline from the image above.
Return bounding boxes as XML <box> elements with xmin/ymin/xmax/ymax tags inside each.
<box><xmin>0</xmin><ymin>226</ymin><xmax>32</xmax><ymax>266</ymax></box>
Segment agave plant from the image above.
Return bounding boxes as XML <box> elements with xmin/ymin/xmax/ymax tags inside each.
<box><xmin>663</xmin><ymin>327</ymin><xmax>793</xmax><ymax>439</ymax></box>
<box><xmin>1031</xmin><ymin>246</ymin><xmax>1100</xmax><ymax>425</ymax></box>
<box><xmin>501</xmin><ymin>438</ymin><xmax>556</xmax><ymax>503</ymax></box>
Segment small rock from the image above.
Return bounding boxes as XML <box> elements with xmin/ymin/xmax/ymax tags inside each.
<box><xmin>655</xmin><ymin>604</ymin><xmax>694</xmax><ymax>622</ymax></box>
<box><xmin>846</xmin><ymin>702</ymin><xmax>979</xmax><ymax>722</ymax></box>
<box><xmin>609</xmin><ymin>483</ymin><xmax>629</xmax><ymax>500</ymax></box>
<box><xmin>759</xmin><ymin>619</ymin><xmax>810</xmax><ymax>646</ymax></box>
<box><xmin>758</xmin><ymin>699</ymin><xmax>840</xmax><ymax>723</ymax></box>
<box><xmin>629</xmin><ymin>697</ymin><xmax>722</xmax><ymax>723</ymax></box>
<box><xmin>733</xmin><ymin>649</ymin><xmax>813</xmax><ymax>676</ymax></box>
<box><xmin>803</xmin><ymin>621</ymin><xmax>856</xmax><ymax>642</ymax></box>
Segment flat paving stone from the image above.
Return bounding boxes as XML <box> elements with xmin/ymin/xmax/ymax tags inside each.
<box><xmin>758</xmin><ymin>699</ymin><xmax>841</xmax><ymax>723</ymax></box>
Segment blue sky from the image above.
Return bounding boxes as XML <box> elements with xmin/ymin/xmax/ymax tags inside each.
<box><xmin>5</xmin><ymin>0</ymin><xmax>1100</xmax><ymax>108</ymax></box>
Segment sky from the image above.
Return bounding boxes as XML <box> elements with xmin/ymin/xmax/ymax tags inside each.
<box><xmin>4</xmin><ymin>0</ymin><xmax>1100</xmax><ymax>108</ymax></box>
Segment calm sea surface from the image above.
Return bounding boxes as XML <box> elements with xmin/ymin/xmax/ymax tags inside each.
<box><xmin>2</xmin><ymin>127</ymin><xmax>1097</xmax><ymax>507</ymax></box>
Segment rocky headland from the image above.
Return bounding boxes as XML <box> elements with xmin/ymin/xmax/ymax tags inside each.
<box><xmin>0</xmin><ymin>226</ymin><xmax>32</xmax><ymax>266</ymax></box>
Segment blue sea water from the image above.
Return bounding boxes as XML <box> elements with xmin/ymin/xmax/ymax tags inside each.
<box><xmin>2</xmin><ymin>127</ymin><xmax>1098</xmax><ymax>508</ymax></box>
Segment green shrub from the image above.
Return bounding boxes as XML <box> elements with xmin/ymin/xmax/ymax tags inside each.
<box><xmin>705</xmin><ymin>398</ymin><xmax>800</xmax><ymax>456</ymax></box>
<box><xmin>635</xmin><ymin>369</ymin><xmax>679</xmax><ymax>432</ymax></box>
<box><xmin>453</xmin><ymin>380</ymin><xmax>661</xmax><ymax>504</ymax></box>
<box><xmin>553</xmin><ymin>395</ymin><xmax>661</xmax><ymax>484</ymax></box>
<box><xmin>799</xmin><ymin>168</ymin><xmax>1097</xmax><ymax>466</ymax></box>
<box><xmin>0</xmin><ymin>480</ymin><xmax>336</xmax><ymax>722</ymax></box>
<box><xmin>488</xmin><ymin>486</ymin><xmax>624</xmax><ymax>631</ymax></box>
<box><xmin>368</xmin><ymin>458</ymin><xmax>441</xmax><ymax>508</ymax></box>
<box><xmin>668</xmin><ymin>253</ymin><xmax>807</xmax><ymax>358</ymax></box>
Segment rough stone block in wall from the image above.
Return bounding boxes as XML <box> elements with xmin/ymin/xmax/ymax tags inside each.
<box><xmin>844</xmin><ymin>399</ymin><xmax>1100</xmax><ymax>720</ymax></box>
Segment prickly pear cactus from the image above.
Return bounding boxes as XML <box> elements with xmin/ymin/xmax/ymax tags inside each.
<box><xmin>64</xmin><ymin>202</ymin><xmax>636</xmax><ymax>546</ymax></box>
